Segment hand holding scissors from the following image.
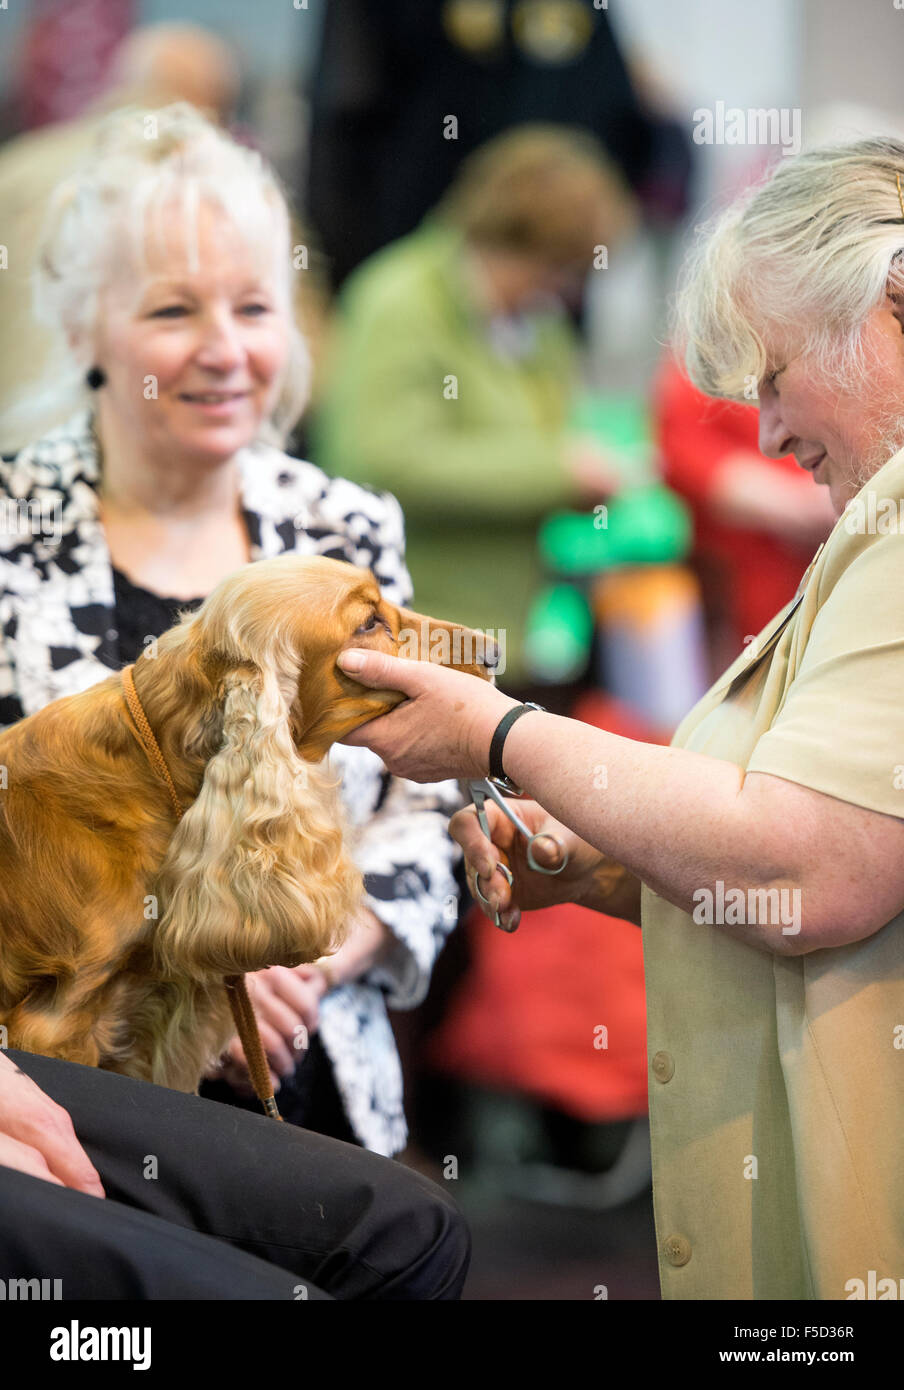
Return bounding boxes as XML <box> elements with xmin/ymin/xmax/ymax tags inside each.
<box><xmin>466</xmin><ymin>779</ymin><xmax>569</xmax><ymax>932</ymax></box>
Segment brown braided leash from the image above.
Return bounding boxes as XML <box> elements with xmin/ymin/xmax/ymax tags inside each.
<box><xmin>121</xmin><ymin>662</ymin><xmax>282</xmax><ymax>1120</ymax></box>
<box><xmin>121</xmin><ymin>665</ymin><xmax>183</xmax><ymax>817</ymax></box>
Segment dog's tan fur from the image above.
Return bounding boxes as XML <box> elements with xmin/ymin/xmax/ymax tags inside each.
<box><xmin>0</xmin><ymin>554</ymin><xmax>492</xmax><ymax>1091</ymax></box>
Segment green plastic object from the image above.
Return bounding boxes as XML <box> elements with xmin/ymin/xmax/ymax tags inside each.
<box><xmin>568</xmin><ymin>393</ymin><xmax>657</xmax><ymax>490</ymax></box>
<box><xmin>523</xmin><ymin>583</ymin><xmax>595</xmax><ymax>683</ymax></box>
<box><xmin>538</xmin><ymin>485</ymin><xmax>692</xmax><ymax>578</ymax></box>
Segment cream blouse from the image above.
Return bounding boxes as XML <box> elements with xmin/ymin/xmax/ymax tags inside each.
<box><xmin>642</xmin><ymin>444</ymin><xmax>904</xmax><ymax>1299</ymax></box>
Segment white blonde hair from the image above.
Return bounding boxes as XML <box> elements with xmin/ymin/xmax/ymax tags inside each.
<box><xmin>674</xmin><ymin>136</ymin><xmax>904</xmax><ymax>404</ymax></box>
<box><xmin>3</xmin><ymin>103</ymin><xmax>310</xmax><ymax>452</ymax></box>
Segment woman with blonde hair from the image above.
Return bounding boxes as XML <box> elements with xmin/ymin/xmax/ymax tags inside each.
<box><xmin>337</xmin><ymin>137</ymin><xmax>904</xmax><ymax>1300</ymax></box>
<box><xmin>0</xmin><ymin>100</ymin><xmax>472</xmax><ymax>1301</ymax></box>
<box><xmin>0</xmin><ymin>103</ymin><xmax>471</xmax><ymax>1299</ymax></box>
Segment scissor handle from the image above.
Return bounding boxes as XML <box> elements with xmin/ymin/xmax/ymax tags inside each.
<box><xmin>472</xmin><ymin>853</ymin><xmax>519</xmax><ymax>932</ymax></box>
<box><xmin>526</xmin><ymin>832</ymin><xmax>569</xmax><ymax>875</ymax></box>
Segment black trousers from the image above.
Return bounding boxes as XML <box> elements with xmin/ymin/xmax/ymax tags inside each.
<box><xmin>0</xmin><ymin>1051</ymin><xmax>470</xmax><ymax>1300</ymax></box>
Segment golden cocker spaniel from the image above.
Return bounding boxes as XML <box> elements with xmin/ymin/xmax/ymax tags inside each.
<box><xmin>0</xmin><ymin>554</ymin><xmax>495</xmax><ymax>1093</ymax></box>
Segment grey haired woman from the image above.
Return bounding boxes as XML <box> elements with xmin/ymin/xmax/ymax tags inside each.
<box><xmin>337</xmin><ymin>137</ymin><xmax>904</xmax><ymax>1299</ymax></box>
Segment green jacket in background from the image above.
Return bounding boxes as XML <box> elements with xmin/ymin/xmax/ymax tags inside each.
<box><xmin>312</xmin><ymin>219</ymin><xmax>581</xmax><ymax>683</ymax></box>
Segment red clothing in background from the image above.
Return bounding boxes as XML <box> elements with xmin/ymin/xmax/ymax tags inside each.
<box><xmin>426</xmin><ymin>692</ymin><xmax>658</xmax><ymax>1122</ymax></box>
<box><xmin>654</xmin><ymin>358</ymin><xmax>819</xmax><ymax>648</ymax></box>
<box><xmin>18</xmin><ymin>0</ymin><xmax>133</xmax><ymax>130</ymax></box>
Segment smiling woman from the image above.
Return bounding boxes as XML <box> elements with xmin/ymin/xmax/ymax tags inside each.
<box><xmin>89</xmin><ymin>195</ymin><xmax>297</xmax><ymax>595</ymax></box>
<box><xmin>96</xmin><ymin>205</ymin><xmax>291</xmax><ymax>459</ymax></box>
<box><xmin>5</xmin><ymin>103</ymin><xmax>308</xmax><ymax>460</ymax></box>
<box><xmin>0</xmin><ymin>103</ymin><xmax>471</xmax><ymax>1171</ymax></box>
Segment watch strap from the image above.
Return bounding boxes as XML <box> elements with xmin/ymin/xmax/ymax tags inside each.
<box><xmin>488</xmin><ymin>702</ymin><xmax>545</xmax><ymax>792</ymax></box>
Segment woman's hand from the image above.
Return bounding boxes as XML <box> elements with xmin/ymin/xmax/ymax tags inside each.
<box><xmin>451</xmin><ymin>797</ymin><xmax>616</xmax><ymax>930</ymax></box>
<box><xmin>338</xmin><ymin>649</ymin><xmax>518</xmax><ymax>782</ymax></box>
<box><xmin>210</xmin><ymin>965</ymin><xmax>328</xmax><ymax>1095</ymax></box>
<box><xmin>208</xmin><ymin>908</ymin><xmax>397</xmax><ymax>1095</ymax></box>
<box><xmin>0</xmin><ymin>1051</ymin><xmax>105</xmax><ymax>1197</ymax></box>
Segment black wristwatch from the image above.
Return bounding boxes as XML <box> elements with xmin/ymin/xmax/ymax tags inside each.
<box><xmin>487</xmin><ymin>702</ymin><xmax>546</xmax><ymax>795</ymax></box>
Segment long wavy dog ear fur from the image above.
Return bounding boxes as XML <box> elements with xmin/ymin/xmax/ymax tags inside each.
<box><xmin>153</xmin><ymin>661</ymin><xmax>361</xmax><ymax>982</ymax></box>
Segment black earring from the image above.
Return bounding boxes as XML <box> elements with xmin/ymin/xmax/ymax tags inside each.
<box><xmin>86</xmin><ymin>366</ymin><xmax>106</xmax><ymax>390</ymax></box>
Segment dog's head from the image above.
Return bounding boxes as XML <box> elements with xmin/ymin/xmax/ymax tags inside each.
<box><xmin>151</xmin><ymin>555</ymin><xmax>497</xmax><ymax>982</ymax></box>
<box><xmin>183</xmin><ymin>553</ymin><xmax>497</xmax><ymax>761</ymax></box>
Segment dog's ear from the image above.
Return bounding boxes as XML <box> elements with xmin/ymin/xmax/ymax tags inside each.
<box><xmin>153</xmin><ymin>661</ymin><xmax>361</xmax><ymax>983</ymax></box>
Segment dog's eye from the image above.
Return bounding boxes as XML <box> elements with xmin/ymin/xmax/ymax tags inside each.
<box><xmin>355</xmin><ymin>613</ymin><xmax>381</xmax><ymax>634</ymax></box>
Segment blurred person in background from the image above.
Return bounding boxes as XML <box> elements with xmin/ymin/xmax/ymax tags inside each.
<box><xmin>313</xmin><ymin>125</ymin><xmax>636</xmax><ymax>690</ymax></box>
<box><xmin>655</xmin><ymin>357</ymin><xmax>835</xmax><ymax>675</ymax></box>
<box><xmin>306</xmin><ymin>0</ymin><xmax>691</xmax><ymax>289</ymax></box>
<box><xmin>0</xmin><ymin>103</ymin><xmax>465</xmax><ymax>1161</ymax></box>
<box><xmin>0</xmin><ymin>23</ymin><xmax>240</xmax><ymax>427</ymax></box>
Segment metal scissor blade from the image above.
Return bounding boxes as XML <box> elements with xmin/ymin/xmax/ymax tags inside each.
<box><xmin>468</xmin><ymin>780</ymin><xmax>517</xmax><ymax>931</ymax></box>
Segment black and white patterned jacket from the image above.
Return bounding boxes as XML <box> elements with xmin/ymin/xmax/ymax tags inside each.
<box><xmin>0</xmin><ymin>411</ymin><xmax>464</xmax><ymax>1156</ymax></box>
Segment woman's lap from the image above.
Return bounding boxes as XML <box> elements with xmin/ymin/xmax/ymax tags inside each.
<box><xmin>0</xmin><ymin>1050</ymin><xmax>469</xmax><ymax>1300</ymax></box>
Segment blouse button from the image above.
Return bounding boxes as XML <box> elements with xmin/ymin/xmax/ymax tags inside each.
<box><xmin>663</xmin><ymin>1234</ymin><xmax>692</xmax><ymax>1266</ymax></box>
<box><xmin>652</xmin><ymin>1050</ymin><xmax>674</xmax><ymax>1083</ymax></box>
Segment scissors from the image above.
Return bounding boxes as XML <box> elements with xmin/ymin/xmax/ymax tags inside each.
<box><xmin>467</xmin><ymin>778</ymin><xmax>569</xmax><ymax>933</ymax></box>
